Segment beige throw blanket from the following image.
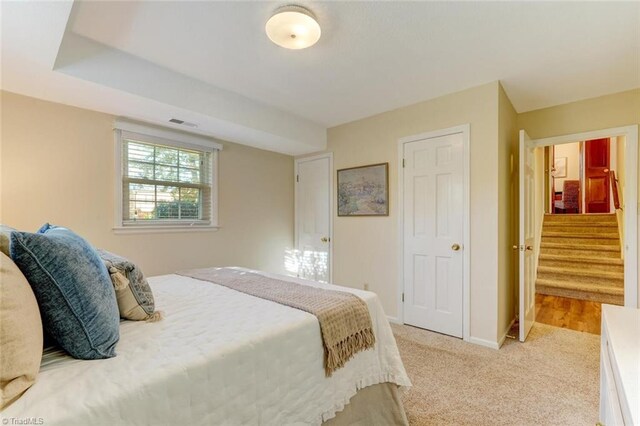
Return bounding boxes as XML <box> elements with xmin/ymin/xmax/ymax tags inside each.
<box><xmin>177</xmin><ymin>268</ymin><xmax>375</xmax><ymax>376</ymax></box>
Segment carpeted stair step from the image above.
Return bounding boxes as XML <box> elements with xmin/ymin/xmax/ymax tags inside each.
<box><xmin>541</xmin><ymin>236</ymin><xmax>620</xmax><ymax>245</ymax></box>
<box><xmin>536</xmin><ymin>278</ymin><xmax>624</xmax><ymax>305</ymax></box>
<box><xmin>542</xmin><ymin>230</ymin><xmax>619</xmax><ymax>238</ymax></box>
<box><xmin>537</xmin><ymin>265</ymin><xmax>623</xmax><ymax>286</ymax></box>
<box><xmin>542</xmin><ymin>223</ymin><xmax>618</xmax><ymax>233</ymax></box>
<box><xmin>536</xmin><ymin>277</ymin><xmax>624</xmax><ymax>295</ymax></box>
<box><xmin>544</xmin><ymin>220</ymin><xmax>618</xmax><ymax>227</ymax></box>
<box><xmin>539</xmin><ymin>242</ymin><xmax>620</xmax><ymax>256</ymax></box>
<box><xmin>543</xmin><ymin>213</ymin><xmax>617</xmax><ymax>223</ymax></box>
<box><xmin>538</xmin><ymin>254</ymin><xmax>624</xmax><ymax>273</ymax></box>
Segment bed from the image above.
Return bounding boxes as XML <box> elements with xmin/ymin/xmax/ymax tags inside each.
<box><xmin>4</xmin><ymin>268</ymin><xmax>411</xmax><ymax>425</ymax></box>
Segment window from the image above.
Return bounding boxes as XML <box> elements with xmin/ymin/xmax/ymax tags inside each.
<box><xmin>114</xmin><ymin>120</ymin><xmax>221</xmax><ymax>232</ymax></box>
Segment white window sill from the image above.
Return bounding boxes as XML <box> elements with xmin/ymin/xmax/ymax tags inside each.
<box><xmin>113</xmin><ymin>225</ymin><xmax>220</xmax><ymax>235</ymax></box>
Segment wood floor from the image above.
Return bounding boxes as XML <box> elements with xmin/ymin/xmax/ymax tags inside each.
<box><xmin>535</xmin><ymin>293</ymin><xmax>602</xmax><ymax>335</ymax></box>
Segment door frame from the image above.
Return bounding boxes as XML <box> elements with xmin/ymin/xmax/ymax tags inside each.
<box><xmin>294</xmin><ymin>152</ymin><xmax>334</xmax><ymax>283</ymax></box>
<box><xmin>396</xmin><ymin>124</ymin><xmax>471</xmax><ymax>341</ymax></box>
<box><xmin>528</xmin><ymin>125</ymin><xmax>638</xmax><ymax>308</ymax></box>
<box><xmin>519</xmin><ymin>130</ymin><xmax>537</xmax><ymax>342</ymax></box>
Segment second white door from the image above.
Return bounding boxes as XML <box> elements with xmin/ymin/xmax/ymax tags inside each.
<box><xmin>403</xmin><ymin>131</ymin><xmax>465</xmax><ymax>338</ymax></box>
<box><xmin>295</xmin><ymin>154</ymin><xmax>332</xmax><ymax>283</ymax></box>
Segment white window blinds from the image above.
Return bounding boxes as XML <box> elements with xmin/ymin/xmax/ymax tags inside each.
<box><xmin>119</xmin><ymin>130</ymin><xmax>216</xmax><ymax>227</ymax></box>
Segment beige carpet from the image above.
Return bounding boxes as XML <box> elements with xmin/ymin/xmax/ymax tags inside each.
<box><xmin>392</xmin><ymin>323</ymin><xmax>600</xmax><ymax>425</ymax></box>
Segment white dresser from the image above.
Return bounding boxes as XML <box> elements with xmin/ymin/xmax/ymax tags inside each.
<box><xmin>600</xmin><ymin>304</ymin><xmax>640</xmax><ymax>425</ymax></box>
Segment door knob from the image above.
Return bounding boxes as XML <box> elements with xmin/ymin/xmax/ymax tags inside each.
<box><xmin>321</xmin><ymin>237</ymin><xmax>329</xmax><ymax>243</ymax></box>
<box><xmin>604</xmin><ymin>168</ymin><xmax>609</xmax><ymax>173</ymax></box>
<box><xmin>525</xmin><ymin>245</ymin><xmax>533</xmax><ymax>251</ymax></box>
<box><xmin>451</xmin><ymin>243</ymin><xmax>461</xmax><ymax>251</ymax></box>
<box><xmin>512</xmin><ymin>245</ymin><xmax>519</xmax><ymax>251</ymax></box>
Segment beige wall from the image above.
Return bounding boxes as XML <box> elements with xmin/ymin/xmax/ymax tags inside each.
<box><xmin>553</xmin><ymin>142</ymin><xmax>581</xmax><ymax>191</ymax></box>
<box><xmin>518</xmin><ymin>89</ymin><xmax>640</xmax><ymax>140</ymax></box>
<box><xmin>497</xmin><ymin>84</ymin><xmax>518</xmax><ymax>340</ymax></box>
<box><xmin>0</xmin><ymin>91</ymin><xmax>294</xmax><ymax>276</ymax></box>
<box><xmin>327</xmin><ymin>82</ymin><xmax>503</xmax><ymax>345</ymax></box>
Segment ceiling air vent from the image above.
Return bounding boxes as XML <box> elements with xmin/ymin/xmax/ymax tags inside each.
<box><xmin>169</xmin><ymin>118</ymin><xmax>198</xmax><ymax>128</ymax></box>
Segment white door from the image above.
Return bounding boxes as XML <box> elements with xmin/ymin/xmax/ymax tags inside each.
<box><xmin>403</xmin><ymin>132</ymin><xmax>464</xmax><ymax>337</ymax></box>
<box><xmin>519</xmin><ymin>130</ymin><xmax>536</xmax><ymax>341</ymax></box>
<box><xmin>295</xmin><ymin>155</ymin><xmax>332</xmax><ymax>283</ymax></box>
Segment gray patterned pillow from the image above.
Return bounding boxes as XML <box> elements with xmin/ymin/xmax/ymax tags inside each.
<box><xmin>97</xmin><ymin>249</ymin><xmax>162</xmax><ymax>322</ymax></box>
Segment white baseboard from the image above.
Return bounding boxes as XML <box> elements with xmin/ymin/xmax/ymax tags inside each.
<box><xmin>386</xmin><ymin>316</ymin><xmax>402</xmax><ymax>325</ymax></box>
<box><xmin>467</xmin><ymin>336</ymin><xmax>500</xmax><ymax>350</ymax></box>
<box><xmin>498</xmin><ymin>317</ymin><xmax>517</xmax><ymax>348</ymax></box>
<box><xmin>390</xmin><ymin>317</ymin><xmax>510</xmax><ymax>350</ymax></box>
<box><xmin>468</xmin><ymin>317</ymin><xmax>516</xmax><ymax>350</ymax></box>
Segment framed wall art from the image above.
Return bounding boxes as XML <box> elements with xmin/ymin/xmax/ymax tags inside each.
<box><xmin>553</xmin><ymin>157</ymin><xmax>567</xmax><ymax>178</ymax></box>
<box><xmin>337</xmin><ymin>163</ymin><xmax>389</xmax><ymax>216</ymax></box>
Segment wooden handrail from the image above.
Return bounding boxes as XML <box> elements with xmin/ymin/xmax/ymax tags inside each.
<box><xmin>610</xmin><ymin>170</ymin><xmax>621</xmax><ymax>210</ymax></box>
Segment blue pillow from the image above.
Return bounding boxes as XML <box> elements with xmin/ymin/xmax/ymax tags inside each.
<box><xmin>10</xmin><ymin>224</ymin><xmax>119</xmax><ymax>359</ymax></box>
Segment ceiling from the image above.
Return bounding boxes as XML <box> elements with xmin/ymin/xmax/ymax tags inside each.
<box><xmin>2</xmin><ymin>1</ymin><xmax>639</xmax><ymax>155</ymax></box>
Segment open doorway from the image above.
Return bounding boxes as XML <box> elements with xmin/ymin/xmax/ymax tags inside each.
<box><xmin>537</xmin><ymin>137</ymin><xmax>623</xmax><ymax>336</ymax></box>
<box><xmin>518</xmin><ymin>126</ymin><xmax>638</xmax><ymax>342</ymax></box>
<box><xmin>546</xmin><ymin>138</ymin><xmax>620</xmax><ymax>216</ymax></box>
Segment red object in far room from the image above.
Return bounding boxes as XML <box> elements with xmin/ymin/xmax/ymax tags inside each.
<box><xmin>585</xmin><ymin>138</ymin><xmax>610</xmax><ymax>213</ymax></box>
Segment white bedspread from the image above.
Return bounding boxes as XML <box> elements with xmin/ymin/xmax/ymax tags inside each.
<box><xmin>4</xmin><ymin>269</ymin><xmax>410</xmax><ymax>425</ymax></box>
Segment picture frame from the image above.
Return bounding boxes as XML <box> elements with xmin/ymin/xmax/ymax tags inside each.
<box><xmin>553</xmin><ymin>157</ymin><xmax>567</xmax><ymax>178</ymax></box>
<box><xmin>337</xmin><ymin>162</ymin><xmax>389</xmax><ymax>216</ymax></box>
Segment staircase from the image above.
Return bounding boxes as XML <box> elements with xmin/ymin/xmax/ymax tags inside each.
<box><xmin>536</xmin><ymin>213</ymin><xmax>624</xmax><ymax>305</ymax></box>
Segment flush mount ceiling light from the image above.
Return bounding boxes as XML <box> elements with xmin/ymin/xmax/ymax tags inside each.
<box><xmin>265</xmin><ymin>5</ymin><xmax>321</xmax><ymax>50</ymax></box>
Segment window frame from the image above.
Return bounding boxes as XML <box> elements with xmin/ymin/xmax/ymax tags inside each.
<box><xmin>113</xmin><ymin>120</ymin><xmax>221</xmax><ymax>234</ymax></box>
